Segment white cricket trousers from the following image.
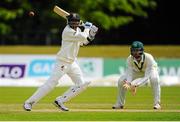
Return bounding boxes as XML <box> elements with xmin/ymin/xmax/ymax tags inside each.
<box><xmin>116</xmin><ymin>69</ymin><xmax>161</xmax><ymax>106</ymax></box>
<box><xmin>25</xmin><ymin>59</ymin><xmax>85</xmax><ymax>104</ymax></box>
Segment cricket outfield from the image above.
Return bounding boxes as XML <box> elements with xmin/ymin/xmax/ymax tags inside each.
<box><xmin>0</xmin><ymin>86</ymin><xmax>180</xmax><ymax>121</ymax></box>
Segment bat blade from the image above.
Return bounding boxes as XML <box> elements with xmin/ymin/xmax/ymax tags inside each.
<box><xmin>53</xmin><ymin>5</ymin><xmax>70</xmax><ymax>19</ymax></box>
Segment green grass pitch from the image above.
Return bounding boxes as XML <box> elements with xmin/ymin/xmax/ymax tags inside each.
<box><xmin>0</xmin><ymin>86</ymin><xmax>180</xmax><ymax>121</ymax></box>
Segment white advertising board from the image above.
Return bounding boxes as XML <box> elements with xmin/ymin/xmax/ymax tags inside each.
<box><xmin>0</xmin><ymin>54</ymin><xmax>104</xmax><ymax>86</ymax></box>
<box><xmin>0</xmin><ymin>54</ymin><xmax>180</xmax><ymax>86</ymax></box>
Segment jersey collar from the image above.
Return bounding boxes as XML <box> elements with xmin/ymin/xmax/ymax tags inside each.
<box><xmin>132</xmin><ymin>54</ymin><xmax>145</xmax><ymax>70</ymax></box>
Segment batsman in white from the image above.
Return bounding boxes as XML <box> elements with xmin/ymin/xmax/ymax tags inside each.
<box><xmin>112</xmin><ymin>41</ymin><xmax>161</xmax><ymax>109</ymax></box>
<box><xmin>23</xmin><ymin>13</ymin><xmax>98</xmax><ymax>111</ymax></box>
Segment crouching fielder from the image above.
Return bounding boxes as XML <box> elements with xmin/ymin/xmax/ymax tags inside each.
<box><xmin>112</xmin><ymin>41</ymin><xmax>161</xmax><ymax>110</ymax></box>
<box><xmin>23</xmin><ymin>13</ymin><xmax>98</xmax><ymax>111</ymax></box>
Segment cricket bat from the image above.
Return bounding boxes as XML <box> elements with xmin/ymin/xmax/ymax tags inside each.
<box><xmin>53</xmin><ymin>5</ymin><xmax>84</xmax><ymax>25</ymax></box>
<box><xmin>53</xmin><ymin>5</ymin><xmax>70</xmax><ymax>19</ymax></box>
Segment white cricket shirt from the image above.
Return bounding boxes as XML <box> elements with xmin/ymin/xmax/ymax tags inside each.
<box><xmin>57</xmin><ymin>25</ymin><xmax>89</xmax><ymax>63</ymax></box>
<box><xmin>126</xmin><ymin>52</ymin><xmax>158</xmax><ymax>82</ymax></box>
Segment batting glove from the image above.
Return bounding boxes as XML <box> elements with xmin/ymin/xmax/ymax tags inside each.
<box><xmin>89</xmin><ymin>25</ymin><xmax>98</xmax><ymax>37</ymax></box>
<box><xmin>84</xmin><ymin>22</ymin><xmax>92</xmax><ymax>29</ymax></box>
<box><xmin>90</xmin><ymin>25</ymin><xmax>98</xmax><ymax>35</ymax></box>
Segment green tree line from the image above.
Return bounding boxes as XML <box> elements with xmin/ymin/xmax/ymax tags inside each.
<box><xmin>0</xmin><ymin>0</ymin><xmax>156</xmax><ymax>45</ymax></box>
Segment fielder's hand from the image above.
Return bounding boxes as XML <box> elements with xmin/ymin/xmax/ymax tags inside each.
<box><xmin>123</xmin><ymin>81</ymin><xmax>131</xmax><ymax>90</ymax></box>
<box><xmin>130</xmin><ymin>85</ymin><xmax>137</xmax><ymax>96</ymax></box>
<box><xmin>123</xmin><ymin>81</ymin><xmax>137</xmax><ymax>96</ymax></box>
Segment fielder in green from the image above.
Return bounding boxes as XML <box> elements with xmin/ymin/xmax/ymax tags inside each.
<box><xmin>112</xmin><ymin>41</ymin><xmax>161</xmax><ymax>109</ymax></box>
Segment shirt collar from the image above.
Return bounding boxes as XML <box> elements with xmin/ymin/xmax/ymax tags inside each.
<box><xmin>132</xmin><ymin>54</ymin><xmax>144</xmax><ymax>64</ymax></box>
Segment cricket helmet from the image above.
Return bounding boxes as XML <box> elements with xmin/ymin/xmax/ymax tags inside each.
<box><xmin>66</xmin><ymin>13</ymin><xmax>80</xmax><ymax>29</ymax></box>
<box><xmin>130</xmin><ymin>41</ymin><xmax>144</xmax><ymax>60</ymax></box>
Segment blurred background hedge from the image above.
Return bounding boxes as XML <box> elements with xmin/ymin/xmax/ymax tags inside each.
<box><xmin>0</xmin><ymin>0</ymin><xmax>179</xmax><ymax>45</ymax></box>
